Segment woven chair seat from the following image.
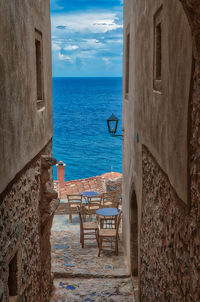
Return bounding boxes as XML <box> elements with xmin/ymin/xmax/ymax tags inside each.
<box><xmin>70</xmin><ymin>203</ymin><xmax>80</xmax><ymax>207</ymax></box>
<box><xmin>85</xmin><ymin>205</ymin><xmax>100</xmax><ymax>210</ymax></box>
<box><xmin>99</xmin><ymin>229</ymin><xmax>116</xmax><ymax>236</ymax></box>
<box><xmin>83</xmin><ymin>222</ymin><xmax>98</xmax><ymax>229</ymax></box>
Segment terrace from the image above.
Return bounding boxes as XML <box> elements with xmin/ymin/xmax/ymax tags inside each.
<box><xmin>50</xmin><ymin>213</ymin><xmax>137</xmax><ymax>301</ymax></box>
<box><xmin>50</xmin><ymin>166</ymin><xmax>137</xmax><ymax>301</ymax></box>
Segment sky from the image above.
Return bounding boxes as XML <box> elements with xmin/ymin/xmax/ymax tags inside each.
<box><xmin>50</xmin><ymin>0</ymin><xmax>123</xmax><ymax>77</ymax></box>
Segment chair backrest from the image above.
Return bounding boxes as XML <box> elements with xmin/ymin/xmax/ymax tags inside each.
<box><xmin>87</xmin><ymin>195</ymin><xmax>102</xmax><ymax>207</ymax></box>
<box><xmin>100</xmin><ymin>216</ymin><xmax>116</xmax><ymax>229</ymax></box>
<box><xmin>67</xmin><ymin>194</ymin><xmax>82</xmax><ymax>204</ymax></box>
<box><xmin>102</xmin><ymin>191</ymin><xmax>117</xmax><ymax>207</ymax></box>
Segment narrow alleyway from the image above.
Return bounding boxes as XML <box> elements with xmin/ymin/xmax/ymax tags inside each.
<box><xmin>50</xmin><ymin>215</ymin><xmax>136</xmax><ymax>301</ymax></box>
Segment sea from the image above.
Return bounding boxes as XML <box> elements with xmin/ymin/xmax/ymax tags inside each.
<box><xmin>52</xmin><ymin>77</ymin><xmax>122</xmax><ymax>181</ymax></box>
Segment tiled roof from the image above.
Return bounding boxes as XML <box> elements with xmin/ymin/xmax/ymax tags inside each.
<box><xmin>53</xmin><ymin>172</ymin><xmax>122</xmax><ymax>199</ymax></box>
<box><xmin>101</xmin><ymin>172</ymin><xmax>122</xmax><ymax>179</ymax></box>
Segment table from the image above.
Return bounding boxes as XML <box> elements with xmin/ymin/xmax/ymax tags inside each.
<box><xmin>81</xmin><ymin>191</ymin><xmax>98</xmax><ymax>197</ymax></box>
<box><xmin>96</xmin><ymin>207</ymin><xmax>120</xmax><ymax>216</ymax></box>
<box><xmin>81</xmin><ymin>191</ymin><xmax>99</xmax><ymax>204</ymax></box>
<box><xmin>96</xmin><ymin>208</ymin><xmax>121</xmax><ymax>229</ymax></box>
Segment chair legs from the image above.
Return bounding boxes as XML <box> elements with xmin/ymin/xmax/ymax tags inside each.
<box><xmin>98</xmin><ymin>236</ymin><xmax>119</xmax><ymax>256</ymax></box>
<box><xmin>98</xmin><ymin>237</ymin><xmax>102</xmax><ymax>257</ymax></box>
<box><xmin>69</xmin><ymin>212</ymin><xmax>72</xmax><ymax>223</ymax></box>
<box><xmin>95</xmin><ymin>229</ymin><xmax>99</xmax><ymax>247</ymax></box>
<box><xmin>115</xmin><ymin>238</ymin><xmax>118</xmax><ymax>255</ymax></box>
<box><xmin>80</xmin><ymin>229</ymin><xmax>98</xmax><ymax>248</ymax></box>
<box><xmin>80</xmin><ymin>228</ymin><xmax>84</xmax><ymax>247</ymax></box>
<box><xmin>82</xmin><ymin>233</ymin><xmax>84</xmax><ymax>248</ymax></box>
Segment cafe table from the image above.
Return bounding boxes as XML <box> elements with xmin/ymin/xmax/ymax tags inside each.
<box><xmin>81</xmin><ymin>191</ymin><xmax>98</xmax><ymax>197</ymax></box>
<box><xmin>96</xmin><ymin>207</ymin><xmax>121</xmax><ymax>228</ymax></box>
<box><xmin>81</xmin><ymin>191</ymin><xmax>98</xmax><ymax>203</ymax></box>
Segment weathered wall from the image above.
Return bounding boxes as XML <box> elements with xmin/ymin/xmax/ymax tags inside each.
<box><xmin>123</xmin><ymin>0</ymin><xmax>193</xmax><ymax>276</ymax></box>
<box><xmin>0</xmin><ymin>0</ymin><xmax>53</xmax><ymax>193</ymax></box>
<box><xmin>0</xmin><ymin>142</ymin><xmax>58</xmax><ymax>302</ymax></box>
<box><xmin>0</xmin><ymin>1</ymin><xmax>57</xmax><ymax>300</ymax></box>
<box><xmin>122</xmin><ymin>0</ymin><xmax>200</xmax><ymax>300</ymax></box>
<box><xmin>141</xmin><ymin>145</ymin><xmax>200</xmax><ymax>301</ymax></box>
<box><xmin>122</xmin><ymin>0</ymin><xmax>192</xmax><ymax>256</ymax></box>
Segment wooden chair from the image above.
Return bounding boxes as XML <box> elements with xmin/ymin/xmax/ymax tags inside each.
<box><xmin>84</xmin><ymin>195</ymin><xmax>102</xmax><ymax>220</ymax></box>
<box><xmin>101</xmin><ymin>191</ymin><xmax>119</xmax><ymax>208</ymax></box>
<box><xmin>98</xmin><ymin>212</ymin><xmax>122</xmax><ymax>256</ymax></box>
<box><xmin>100</xmin><ymin>192</ymin><xmax>118</xmax><ymax>227</ymax></box>
<box><xmin>67</xmin><ymin>194</ymin><xmax>82</xmax><ymax>223</ymax></box>
<box><xmin>78</xmin><ymin>206</ymin><xmax>99</xmax><ymax>248</ymax></box>
<box><xmin>100</xmin><ymin>216</ymin><xmax>116</xmax><ymax>229</ymax></box>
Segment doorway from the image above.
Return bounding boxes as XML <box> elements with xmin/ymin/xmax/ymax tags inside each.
<box><xmin>130</xmin><ymin>189</ymin><xmax>138</xmax><ymax>276</ymax></box>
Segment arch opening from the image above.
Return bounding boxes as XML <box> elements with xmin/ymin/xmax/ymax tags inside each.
<box><xmin>130</xmin><ymin>189</ymin><xmax>138</xmax><ymax>277</ymax></box>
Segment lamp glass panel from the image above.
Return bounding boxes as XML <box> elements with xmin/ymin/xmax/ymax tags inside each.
<box><xmin>109</xmin><ymin>121</ymin><xmax>117</xmax><ymax>134</ymax></box>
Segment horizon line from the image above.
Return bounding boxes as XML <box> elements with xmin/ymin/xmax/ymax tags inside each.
<box><xmin>52</xmin><ymin>76</ymin><xmax>123</xmax><ymax>78</ymax></box>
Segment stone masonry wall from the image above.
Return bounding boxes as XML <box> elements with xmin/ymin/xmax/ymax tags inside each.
<box><xmin>105</xmin><ymin>177</ymin><xmax>122</xmax><ymax>205</ymax></box>
<box><xmin>140</xmin><ymin>145</ymin><xmax>200</xmax><ymax>301</ymax></box>
<box><xmin>0</xmin><ymin>141</ymin><xmax>59</xmax><ymax>302</ymax></box>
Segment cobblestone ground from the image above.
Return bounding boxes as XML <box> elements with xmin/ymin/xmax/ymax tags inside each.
<box><xmin>50</xmin><ymin>215</ymin><xmax>135</xmax><ymax>301</ymax></box>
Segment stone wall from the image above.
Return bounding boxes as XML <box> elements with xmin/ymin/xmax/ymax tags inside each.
<box><xmin>0</xmin><ymin>141</ymin><xmax>59</xmax><ymax>302</ymax></box>
<box><xmin>140</xmin><ymin>145</ymin><xmax>200</xmax><ymax>301</ymax></box>
<box><xmin>105</xmin><ymin>177</ymin><xmax>122</xmax><ymax>204</ymax></box>
<box><xmin>122</xmin><ymin>1</ymin><xmax>193</xmax><ymax>280</ymax></box>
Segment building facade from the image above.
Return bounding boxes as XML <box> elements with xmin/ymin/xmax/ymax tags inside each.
<box><xmin>123</xmin><ymin>0</ymin><xmax>200</xmax><ymax>300</ymax></box>
<box><xmin>0</xmin><ymin>1</ymin><xmax>58</xmax><ymax>301</ymax></box>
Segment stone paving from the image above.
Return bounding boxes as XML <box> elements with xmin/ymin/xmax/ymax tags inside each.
<box><xmin>50</xmin><ymin>214</ymin><xmax>135</xmax><ymax>301</ymax></box>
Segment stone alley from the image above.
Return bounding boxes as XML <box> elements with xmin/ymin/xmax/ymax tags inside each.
<box><xmin>50</xmin><ymin>214</ymin><xmax>136</xmax><ymax>302</ymax></box>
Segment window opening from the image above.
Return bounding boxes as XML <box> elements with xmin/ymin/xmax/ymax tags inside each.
<box><xmin>153</xmin><ymin>6</ymin><xmax>163</xmax><ymax>91</ymax></box>
<box><xmin>35</xmin><ymin>29</ymin><xmax>44</xmax><ymax>109</ymax></box>
<box><xmin>125</xmin><ymin>31</ymin><xmax>130</xmax><ymax>96</ymax></box>
<box><xmin>155</xmin><ymin>23</ymin><xmax>161</xmax><ymax>80</ymax></box>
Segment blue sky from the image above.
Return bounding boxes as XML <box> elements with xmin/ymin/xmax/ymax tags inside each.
<box><xmin>50</xmin><ymin>0</ymin><xmax>123</xmax><ymax>77</ymax></box>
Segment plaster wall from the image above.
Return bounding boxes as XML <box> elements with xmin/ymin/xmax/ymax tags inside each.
<box><xmin>123</xmin><ymin>0</ymin><xmax>192</xmax><ymax>273</ymax></box>
<box><xmin>0</xmin><ymin>0</ymin><xmax>53</xmax><ymax>193</ymax></box>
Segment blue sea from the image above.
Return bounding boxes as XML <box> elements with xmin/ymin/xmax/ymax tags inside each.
<box><xmin>52</xmin><ymin>77</ymin><xmax>122</xmax><ymax>181</ymax></box>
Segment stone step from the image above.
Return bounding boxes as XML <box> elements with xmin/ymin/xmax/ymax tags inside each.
<box><xmin>53</xmin><ymin>271</ymin><xmax>131</xmax><ymax>279</ymax></box>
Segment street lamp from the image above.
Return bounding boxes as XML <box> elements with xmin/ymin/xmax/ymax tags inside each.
<box><xmin>107</xmin><ymin>113</ymin><xmax>123</xmax><ymax>137</ymax></box>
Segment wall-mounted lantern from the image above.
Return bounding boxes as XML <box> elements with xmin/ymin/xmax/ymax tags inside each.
<box><xmin>107</xmin><ymin>113</ymin><xmax>123</xmax><ymax>137</ymax></box>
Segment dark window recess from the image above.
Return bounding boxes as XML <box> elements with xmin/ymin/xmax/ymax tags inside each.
<box><xmin>155</xmin><ymin>23</ymin><xmax>161</xmax><ymax>80</ymax></box>
<box><xmin>35</xmin><ymin>39</ymin><xmax>43</xmax><ymax>100</ymax></box>
<box><xmin>35</xmin><ymin>29</ymin><xmax>44</xmax><ymax>109</ymax></box>
<box><xmin>125</xmin><ymin>32</ymin><xmax>130</xmax><ymax>95</ymax></box>
<box><xmin>8</xmin><ymin>253</ymin><xmax>18</xmax><ymax>297</ymax></box>
<box><xmin>153</xmin><ymin>6</ymin><xmax>162</xmax><ymax>91</ymax></box>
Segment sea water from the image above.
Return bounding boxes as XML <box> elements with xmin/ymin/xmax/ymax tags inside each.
<box><xmin>53</xmin><ymin>77</ymin><xmax>122</xmax><ymax>181</ymax></box>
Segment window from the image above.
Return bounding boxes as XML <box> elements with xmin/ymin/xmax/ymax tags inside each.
<box><xmin>125</xmin><ymin>27</ymin><xmax>130</xmax><ymax>97</ymax></box>
<box><xmin>35</xmin><ymin>29</ymin><xmax>44</xmax><ymax>109</ymax></box>
<box><xmin>153</xmin><ymin>6</ymin><xmax>163</xmax><ymax>91</ymax></box>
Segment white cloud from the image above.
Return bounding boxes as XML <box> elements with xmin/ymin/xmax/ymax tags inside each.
<box><xmin>52</xmin><ymin>38</ymin><xmax>104</xmax><ymax>57</ymax></box>
<box><xmin>79</xmin><ymin>39</ymin><xmax>104</xmax><ymax>49</ymax></box>
<box><xmin>107</xmin><ymin>39</ymin><xmax>123</xmax><ymax>44</ymax></box>
<box><xmin>51</xmin><ymin>12</ymin><xmax>123</xmax><ymax>34</ymax></box>
<box><xmin>64</xmin><ymin>45</ymin><xmax>79</xmax><ymax>51</ymax></box>
<box><xmin>102</xmin><ymin>57</ymin><xmax>112</xmax><ymax>65</ymax></box>
<box><xmin>52</xmin><ymin>41</ymin><xmax>61</xmax><ymax>51</ymax></box>
<box><xmin>58</xmin><ymin>53</ymin><xmax>73</xmax><ymax>63</ymax></box>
